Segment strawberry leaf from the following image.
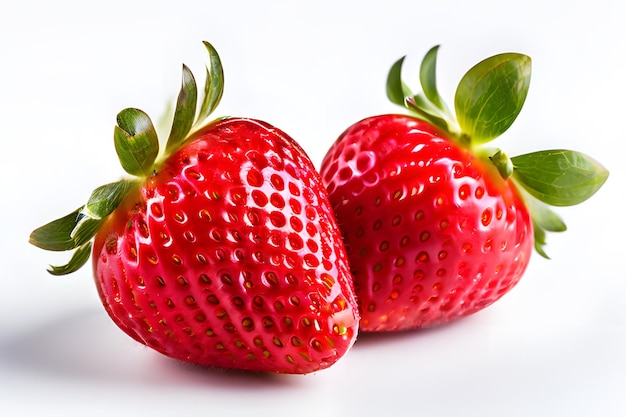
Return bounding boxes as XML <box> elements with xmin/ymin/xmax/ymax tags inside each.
<box><xmin>71</xmin><ymin>217</ymin><xmax>104</xmax><ymax>248</ymax></box>
<box><xmin>386</xmin><ymin>47</ymin><xmax>457</xmax><ymax>136</ymax></box>
<box><xmin>114</xmin><ymin>108</ymin><xmax>159</xmax><ymax>176</ymax></box>
<box><xmin>195</xmin><ymin>41</ymin><xmax>224</xmax><ymax>128</ymax></box>
<box><xmin>532</xmin><ymin>220</ymin><xmax>550</xmax><ymax>259</ymax></box>
<box><xmin>515</xmin><ymin>181</ymin><xmax>567</xmax><ymax>259</ymax></box>
<box><xmin>166</xmin><ymin>64</ymin><xmax>198</xmax><ymax>153</ymax></box>
<box><xmin>526</xmin><ymin>192</ymin><xmax>564</xmax><ymax>259</ymax></box>
<box><xmin>47</xmin><ymin>242</ymin><xmax>93</xmax><ymax>276</ymax></box>
<box><xmin>529</xmin><ymin>200</ymin><xmax>567</xmax><ymax>232</ymax></box>
<box><xmin>386</xmin><ymin>56</ymin><xmax>412</xmax><ymax>106</ymax></box>
<box><xmin>30</xmin><ymin>41</ymin><xmax>229</xmax><ymax>277</ymax></box>
<box><xmin>73</xmin><ymin>180</ymin><xmax>136</xmax><ymax>248</ymax></box>
<box><xmin>29</xmin><ymin>207</ymin><xmax>83</xmax><ymax>251</ymax></box>
<box><xmin>405</xmin><ymin>96</ymin><xmax>450</xmax><ymax>132</ymax></box>
<box><xmin>83</xmin><ymin>180</ymin><xmax>137</xmax><ymax>219</ymax></box>
<box><xmin>419</xmin><ymin>45</ymin><xmax>445</xmax><ymax>111</ymax></box>
<box><xmin>29</xmin><ymin>180</ymin><xmax>135</xmax><ymax>254</ymax></box>
<box><xmin>511</xmin><ymin>150</ymin><xmax>609</xmax><ymax>206</ymax></box>
<box><xmin>454</xmin><ymin>53</ymin><xmax>531</xmax><ymax>144</ymax></box>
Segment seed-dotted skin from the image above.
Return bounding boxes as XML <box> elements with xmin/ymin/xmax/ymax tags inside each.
<box><xmin>321</xmin><ymin>114</ymin><xmax>533</xmax><ymax>331</ymax></box>
<box><xmin>93</xmin><ymin>118</ymin><xmax>359</xmax><ymax>373</ymax></box>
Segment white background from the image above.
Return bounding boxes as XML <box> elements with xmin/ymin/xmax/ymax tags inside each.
<box><xmin>1</xmin><ymin>1</ymin><xmax>624</xmax><ymax>416</ymax></box>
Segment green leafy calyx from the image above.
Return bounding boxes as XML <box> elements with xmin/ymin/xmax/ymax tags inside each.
<box><xmin>386</xmin><ymin>45</ymin><xmax>609</xmax><ymax>257</ymax></box>
<box><xmin>29</xmin><ymin>41</ymin><xmax>225</xmax><ymax>275</ymax></box>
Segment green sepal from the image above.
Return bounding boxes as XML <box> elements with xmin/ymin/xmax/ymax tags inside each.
<box><xmin>405</xmin><ymin>96</ymin><xmax>450</xmax><ymax>132</ymax></box>
<box><xmin>529</xmin><ymin>203</ymin><xmax>566</xmax><ymax>259</ymax></box>
<box><xmin>386</xmin><ymin>56</ymin><xmax>411</xmax><ymax>106</ymax></box>
<box><xmin>31</xmin><ymin>40</ymin><xmax>230</xmax><ymax>276</ymax></box>
<box><xmin>83</xmin><ymin>179</ymin><xmax>137</xmax><ymax>219</ymax></box>
<box><xmin>30</xmin><ymin>179</ymin><xmax>135</xmax><ymax>275</ymax></box>
<box><xmin>47</xmin><ymin>242</ymin><xmax>93</xmax><ymax>276</ymax></box>
<box><xmin>72</xmin><ymin>179</ymin><xmax>136</xmax><ymax>248</ymax></box>
<box><xmin>419</xmin><ymin>45</ymin><xmax>446</xmax><ymax>111</ymax></box>
<box><xmin>528</xmin><ymin>199</ymin><xmax>567</xmax><ymax>233</ymax></box>
<box><xmin>194</xmin><ymin>41</ymin><xmax>224</xmax><ymax>129</ymax></box>
<box><xmin>511</xmin><ymin>150</ymin><xmax>609</xmax><ymax>207</ymax></box>
<box><xmin>514</xmin><ymin>174</ymin><xmax>568</xmax><ymax>259</ymax></box>
<box><xmin>29</xmin><ymin>207</ymin><xmax>84</xmax><ymax>251</ymax></box>
<box><xmin>382</xmin><ymin>45</ymin><xmax>608</xmax><ymax>259</ymax></box>
<box><xmin>71</xmin><ymin>217</ymin><xmax>104</xmax><ymax>248</ymax></box>
<box><xmin>165</xmin><ymin>64</ymin><xmax>198</xmax><ymax>153</ymax></box>
<box><xmin>454</xmin><ymin>53</ymin><xmax>531</xmax><ymax>145</ymax></box>
<box><xmin>114</xmin><ymin>108</ymin><xmax>160</xmax><ymax>176</ymax></box>
<box><xmin>532</xmin><ymin>219</ymin><xmax>550</xmax><ymax>259</ymax></box>
<box><xmin>385</xmin><ymin>47</ymin><xmax>455</xmax><ymax>135</ymax></box>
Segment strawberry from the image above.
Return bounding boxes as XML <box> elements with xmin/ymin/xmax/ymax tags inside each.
<box><xmin>320</xmin><ymin>46</ymin><xmax>608</xmax><ymax>331</ymax></box>
<box><xmin>29</xmin><ymin>42</ymin><xmax>359</xmax><ymax>374</ymax></box>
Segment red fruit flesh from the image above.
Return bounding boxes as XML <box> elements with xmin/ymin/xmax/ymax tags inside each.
<box><xmin>92</xmin><ymin>118</ymin><xmax>359</xmax><ymax>373</ymax></box>
<box><xmin>321</xmin><ymin>114</ymin><xmax>533</xmax><ymax>331</ymax></box>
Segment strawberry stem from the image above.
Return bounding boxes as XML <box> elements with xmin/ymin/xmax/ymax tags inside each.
<box><xmin>489</xmin><ymin>149</ymin><xmax>514</xmax><ymax>179</ymax></box>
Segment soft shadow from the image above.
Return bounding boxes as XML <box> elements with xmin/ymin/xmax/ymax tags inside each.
<box><xmin>157</xmin><ymin>357</ymin><xmax>309</xmax><ymax>390</ymax></box>
<box><xmin>352</xmin><ymin>314</ymin><xmax>485</xmax><ymax>349</ymax></box>
<box><xmin>0</xmin><ymin>308</ymin><xmax>305</xmax><ymax>390</ymax></box>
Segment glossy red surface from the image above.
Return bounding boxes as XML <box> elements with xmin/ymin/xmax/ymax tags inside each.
<box><xmin>92</xmin><ymin>118</ymin><xmax>359</xmax><ymax>373</ymax></box>
<box><xmin>321</xmin><ymin>114</ymin><xmax>533</xmax><ymax>330</ymax></box>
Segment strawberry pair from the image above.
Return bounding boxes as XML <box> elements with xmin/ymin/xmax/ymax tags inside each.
<box><xmin>30</xmin><ymin>42</ymin><xmax>608</xmax><ymax>374</ymax></box>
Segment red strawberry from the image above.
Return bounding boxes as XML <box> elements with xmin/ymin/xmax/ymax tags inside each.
<box><xmin>30</xmin><ymin>42</ymin><xmax>359</xmax><ymax>374</ymax></box>
<box><xmin>320</xmin><ymin>46</ymin><xmax>608</xmax><ymax>331</ymax></box>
